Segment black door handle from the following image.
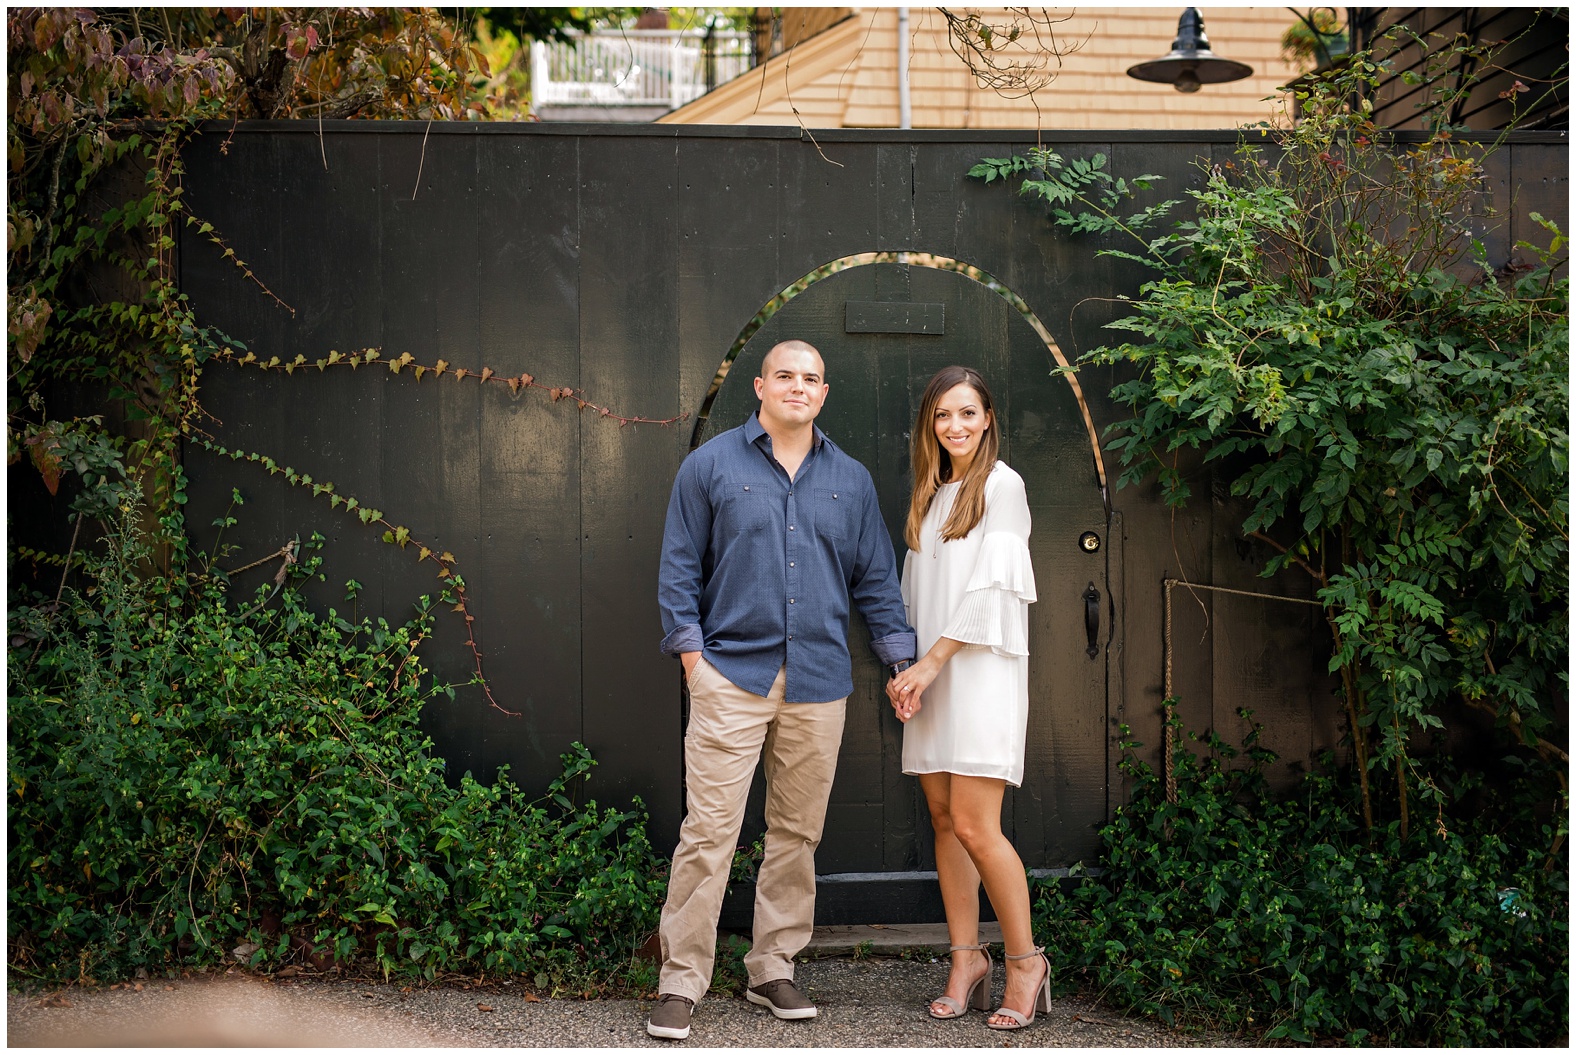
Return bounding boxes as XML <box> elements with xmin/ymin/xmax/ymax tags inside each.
<box><xmin>1082</xmin><ymin>582</ymin><xmax>1100</xmax><ymax>659</ymax></box>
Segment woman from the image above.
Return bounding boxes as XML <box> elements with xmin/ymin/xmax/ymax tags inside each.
<box><xmin>887</xmin><ymin>365</ymin><xmax>1046</xmax><ymax>1031</ymax></box>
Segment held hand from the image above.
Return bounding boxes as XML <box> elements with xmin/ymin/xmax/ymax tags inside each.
<box><xmin>890</xmin><ymin>656</ymin><xmax>941</xmax><ymax>720</ymax></box>
<box><xmin>886</xmin><ymin>679</ymin><xmax>920</xmax><ymax>723</ymax></box>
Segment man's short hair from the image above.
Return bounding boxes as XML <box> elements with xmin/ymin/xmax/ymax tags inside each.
<box><xmin>760</xmin><ymin>339</ymin><xmax>822</xmax><ymax>378</ymax></box>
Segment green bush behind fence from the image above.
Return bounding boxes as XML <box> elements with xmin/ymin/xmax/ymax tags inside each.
<box><xmin>1034</xmin><ymin>718</ymin><xmax>1567</xmax><ymax>1044</ymax></box>
<box><xmin>8</xmin><ymin>482</ymin><xmax>664</xmax><ymax>992</ymax></box>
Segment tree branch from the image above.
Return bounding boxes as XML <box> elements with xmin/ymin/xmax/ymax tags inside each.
<box><xmin>1248</xmin><ymin>530</ymin><xmax>1326</xmax><ymax>582</ymax></box>
<box><xmin>1459</xmin><ymin>693</ymin><xmax>1568</xmax><ymax>764</ymax></box>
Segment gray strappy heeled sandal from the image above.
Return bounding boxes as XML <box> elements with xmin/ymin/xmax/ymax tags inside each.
<box><xmin>986</xmin><ymin>945</ymin><xmax>1051</xmax><ymax>1030</ymax></box>
<box><xmin>927</xmin><ymin>942</ymin><xmax>993</xmax><ymax>1020</ymax></box>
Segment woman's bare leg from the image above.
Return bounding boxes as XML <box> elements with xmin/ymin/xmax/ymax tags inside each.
<box><xmin>917</xmin><ymin>772</ymin><xmax>990</xmax><ymax>1016</ymax></box>
<box><xmin>944</xmin><ymin>774</ymin><xmax>1045</xmax><ymax>1027</ymax></box>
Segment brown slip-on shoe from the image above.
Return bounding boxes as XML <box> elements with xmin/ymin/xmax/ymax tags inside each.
<box><xmin>746</xmin><ymin>978</ymin><xmax>817</xmax><ymax>1020</ymax></box>
<box><xmin>647</xmin><ymin>993</ymin><xmax>694</xmax><ymax>1040</ymax></box>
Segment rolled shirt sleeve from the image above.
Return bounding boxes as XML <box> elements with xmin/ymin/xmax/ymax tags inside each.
<box><xmin>848</xmin><ymin>473</ymin><xmax>917</xmax><ymax>667</ymax></box>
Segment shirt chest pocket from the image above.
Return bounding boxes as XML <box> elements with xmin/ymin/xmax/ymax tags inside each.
<box><xmin>805</xmin><ymin>487</ymin><xmax>857</xmax><ymax>541</ymax></box>
<box><xmin>717</xmin><ymin>482</ymin><xmax>772</xmax><ymax>537</ymax></box>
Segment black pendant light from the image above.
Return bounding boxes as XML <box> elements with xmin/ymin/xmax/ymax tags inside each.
<box><xmin>1127</xmin><ymin>8</ymin><xmax>1253</xmax><ymax>93</ymax></box>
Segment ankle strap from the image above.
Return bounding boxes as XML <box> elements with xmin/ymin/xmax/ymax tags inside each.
<box><xmin>1004</xmin><ymin>945</ymin><xmax>1045</xmax><ymax>960</ymax></box>
<box><xmin>948</xmin><ymin>942</ymin><xmax>990</xmax><ymax>952</ymax></box>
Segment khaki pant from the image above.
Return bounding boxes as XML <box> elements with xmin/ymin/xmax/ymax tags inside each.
<box><xmin>657</xmin><ymin>659</ymin><xmax>847</xmax><ymax>1003</ymax></box>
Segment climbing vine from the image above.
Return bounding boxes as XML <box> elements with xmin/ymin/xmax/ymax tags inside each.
<box><xmin>8</xmin><ymin>5</ymin><xmax>678</xmax><ymax>988</ymax></box>
<box><xmin>8</xmin><ymin>8</ymin><xmax>679</xmax><ymax>710</ymax></box>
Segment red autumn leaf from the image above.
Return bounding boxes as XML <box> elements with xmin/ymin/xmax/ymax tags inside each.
<box><xmin>33</xmin><ymin>13</ymin><xmax>64</xmax><ymax>53</ymax></box>
<box><xmin>281</xmin><ymin>23</ymin><xmax>319</xmax><ymax>61</ymax></box>
<box><xmin>27</xmin><ymin>430</ymin><xmax>62</xmax><ymax>496</ymax></box>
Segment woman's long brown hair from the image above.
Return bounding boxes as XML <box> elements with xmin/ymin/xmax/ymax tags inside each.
<box><xmin>904</xmin><ymin>366</ymin><xmax>999</xmax><ymax>552</ymax></box>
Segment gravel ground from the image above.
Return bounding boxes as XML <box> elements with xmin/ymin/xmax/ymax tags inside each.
<box><xmin>9</xmin><ymin>957</ymin><xmax>1259</xmax><ymax>1048</ymax></box>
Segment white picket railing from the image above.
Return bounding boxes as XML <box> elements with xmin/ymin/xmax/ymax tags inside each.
<box><xmin>531</xmin><ymin>28</ymin><xmax>755</xmax><ymax>111</ymax></box>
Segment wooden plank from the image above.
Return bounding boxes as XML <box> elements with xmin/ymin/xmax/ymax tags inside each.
<box><xmin>1104</xmin><ymin>510</ymin><xmax>1126</xmax><ymax>828</ymax></box>
<box><xmin>777</xmin><ymin>140</ymin><xmax>879</xmax><ymax>279</ymax></box>
<box><xmin>1510</xmin><ymin>142</ymin><xmax>1570</xmax><ymax>280</ymax></box>
<box><xmin>358</xmin><ymin>132</ymin><xmax>520</xmax><ymax>784</ymax></box>
<box><xmin>267</xmin><ymin>129</ymin><xmax>388</xmax><ymax>631</ymax></box>
<box><xmin>579</xmin><ymin>135</ymin><xmax>686</xmax><ymax>845</ymax></box>
<box><xmin>875</xmin><ymin>142</ymin><xmax>916</xmax><ymax>252</ymax></box>
<box><xmin>911</xmin><ymin>140</ymin><xmax>1018</xmax><ymax>270</ymax></box>
<box><xmin>1004</xmin><ymin>275</ymin><xmax>1108</xmax><ymax>863</ymax></box>
<box><xmin>1208</xmin><ymin>497</ymin><xmax>1335</xmax><ymax>791</ymax></box>
<box><xmin>440</xmin><ymin>133</ymin><xmax>587</xmax><ymax>791</ymax></box>
<box><xmin>875</xmin><ymin>322</ymin><xmax>921</xmax><ymax>873</ymax></box>
<box><xmin>676</xmin><ymin>136</ymin><xmax>786</xmax><ymax>450</ymax></box>
<box><xmin>179</xmin><ymin>130</ymin><xmax>293</xmax><ymax>586</ymax></box>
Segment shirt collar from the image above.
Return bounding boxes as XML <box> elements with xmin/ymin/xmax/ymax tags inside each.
<box><xmin>745</xmin><ymin>410</ymin><xmax>826</xmax><ymax>450</ymax></box>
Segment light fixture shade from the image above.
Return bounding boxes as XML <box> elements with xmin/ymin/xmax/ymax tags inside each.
<box><xmin>1127</xmin><ymin>8</ymin><xmax>1253</xmax><ymax>91</ymax></box>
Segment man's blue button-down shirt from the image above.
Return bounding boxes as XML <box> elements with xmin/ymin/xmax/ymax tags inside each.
<box><xmin>658</xmin><ymin>412</ymin><xmax>916</xmax><ymax>703</ymax></box>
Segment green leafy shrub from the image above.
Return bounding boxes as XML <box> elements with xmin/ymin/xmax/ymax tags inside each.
<box><xmin>974</xmin><ymin>31</ymin><xmax>1569</xmax><ymax>1048</ymax></box>
<box><xmin>8</xmin><ymin>485</ymin><xmax>664</xmax><ymax>989</ymax></box>
<box><xmin>970</xmin><ymin>37</ymin><xmax>1568</xmax><ymax>833</ymax></box>
<box><xmin>1035</xmin><ymin>718</ymin><xmax>1567</xmax><ymax>1044</ymax></box>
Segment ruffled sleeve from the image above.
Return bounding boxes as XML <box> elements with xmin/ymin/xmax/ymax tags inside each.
<box><xmin>941</xmin><ymin>465</ymin><xmax>1037</xmax><ymax>657</ymax></box>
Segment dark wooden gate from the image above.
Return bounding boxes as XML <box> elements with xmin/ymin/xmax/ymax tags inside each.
<box><xmin>177</xmin><ymin>123</ymin><xmax>1565</xmax><ymax>924</ymax></box>
<box><xmin>697</xmin><ymin>260</ymin><xmax>1111</xmax><ymax>914</ymax></box>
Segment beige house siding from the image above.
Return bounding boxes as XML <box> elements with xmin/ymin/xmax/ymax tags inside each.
<box><xmin>754</xmin><ymin>6</ymin><xmax>855</xmax><ymax>57</ymax></box>
<box><xmin>662</xmin><ymin>7</ymin><xmax>1305</xmax><ymax>129</ymax></box>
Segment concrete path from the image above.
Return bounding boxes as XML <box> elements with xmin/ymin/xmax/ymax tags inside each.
<box><xmin>9</xmin><ymin>925</ymin><xmax>1255</xmax><ymax>1048</ymax></box>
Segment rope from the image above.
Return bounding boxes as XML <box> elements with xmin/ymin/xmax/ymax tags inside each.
<box><xmin>1163</xmin><ymin>579</ymin><xmax>1324</xmax><ymax>607</ymax></box>
<box><xmin>1163</xmin><ymin>579</ymin><xmax>1176</xmax><ymax>807</ymax></box>
<box><xmin>1160</xmin><ymin>577</ymin><xmax>1323</xmax><ymax>812</ymax></box>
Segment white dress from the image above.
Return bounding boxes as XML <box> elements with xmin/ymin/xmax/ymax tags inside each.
<box><xmin>900</xmin><ymin>461</ymin><xmax>1037</xmax><ymax>787</ymax></box>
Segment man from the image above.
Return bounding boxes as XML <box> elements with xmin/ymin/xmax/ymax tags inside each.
<box><xmin>648</xmin><ymin>340</ymin><xmax>916</xmax><ymax>1041</ymax></box>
